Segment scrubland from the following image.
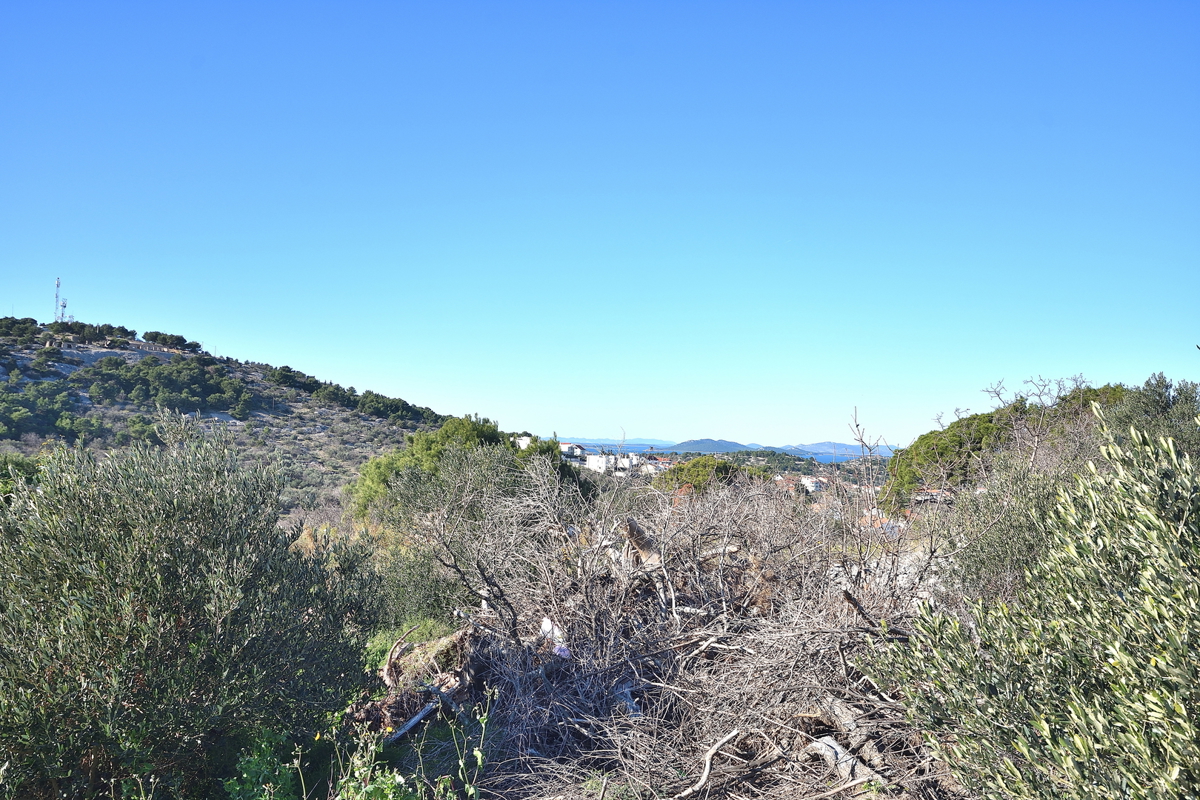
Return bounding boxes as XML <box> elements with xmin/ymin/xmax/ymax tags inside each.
<box><xmin>2</xmin><ymin>372</ymin><xmax>1198</xmax><ymax>799</ymax></box>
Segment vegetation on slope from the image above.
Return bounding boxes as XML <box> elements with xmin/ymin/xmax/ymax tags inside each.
<box><xmin>76</xmin><ymin>354</ymin><xmax>256</xmax><ymax>419</ymax></box>
<box><xmin>0</xmin><ymin>317</ymin><xmax>445</xmax><ymax>443</ymax></box>
<box><xmin>881</xmin><ymin>378</ymin><xmax>1186</xmax><ymax>507</ymax></box>
<box><xmin>0</xmin><ymin>317</ymin><xmax>448</xmax><ymax>514</ymax></box>
<box><xmin>265</xmin><ymin>365</ymin><xmax>446</xmax><ymax>427</ymax></box>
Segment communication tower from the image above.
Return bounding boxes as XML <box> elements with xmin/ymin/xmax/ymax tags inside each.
<box><xmin>53</xmin><ymin>278</ymin><xmax>70</xmax><ymax>323</ymax></box>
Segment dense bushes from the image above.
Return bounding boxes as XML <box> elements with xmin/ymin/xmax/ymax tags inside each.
<box><xmin>1105</xmin><ymin>372</ymin><xmax>1200</xmax><ymax>455</ymax></box>
<box><xmin>0</xmin><ymin>377</ymin><xmax>89</xmax><ymax>441</ymax></box>
<box><xmin>348</xmin><ymin>416</ymin><xmax>515</xmax><ymax>519</ymax></box>
<box><xmin>71</xmin><ymin>354</ymin><xmax>255</xmax><ymax>419</ymax></box>
<box><xmin>265</xmin><ymin>365</ymin><xmax>446</xmax><ymax>428</ymax></box>
<box><xmin>653</xmin><ymin>453</ymin><xmax>760</xmax><ymax>493</ymax></box>
<box><xmin>872</xmin><ymin>420</ymin><xmax>1200</xmax><ymax>798</ymax></box>
<box><xmin>0</xmin><ymin>420</ymin><xmax>378</xmax><ymax>797</ymax></box>
<box><xmin>367</xmin><ymin>441</ymin><xmax>534</xmax><ymax>629</ymax></box>
<box><xmin>142</xmin><ymin>330</ymin><xmax>202</xmax><ymax>352</ymax></box>
<box><xmin>47</xmin><ymin>321</ymin><xmax>138</xmax><ymax>344</ymax></box>
<box><xmin>884</xmin><ymin>409</ymin><xmax>1007</xmax><ymax>505</ymax></box>
<box><xmin>0</xmin><ymin>353</ymin><xmax>258</xmax><ymax>443</ymax></box>
<box><xmin>888</xmin><ymin>376</ymin><xmax>1194</xmax><ymax>598</ymax></box>
<box><xmin>0</xmin><ymin>317</ymin><xmax>42</xmax><ymax>343</ymax></box>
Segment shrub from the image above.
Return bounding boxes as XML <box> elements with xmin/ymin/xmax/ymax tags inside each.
<box><xmin>0</xmin><ymin>419</ymin><xmax>379</xmax><ymax>797</ymax></box>
<box><xmin>870</xmin><ymin>419</ymin><xmax>1200</xmax><ymax>798</ymax></box>
<box><xmin>0</xmin><ymin>452</ymin><xmax>37</xmax><ymax>500</ymax></box>
<box><xmin>370</xmin><ymin>444</ymin><xmax>521</xmax><ymax>627</ymax></box>
<box><xmin>1106</xmin><ymin>372</ymin><xmax>1200</xmax><ymax>456</ymax></box>
<box><xmin>653</xmin><ymin>454</ymin><xmax>756</xmax><ymax>493</ymax></box>
<box><xmin>223</xmin><ymin>730</ymin><xmax>300</xmax><ymax>800</ymax></box>
<box><xmin>347</xmin><ymin>416</ymin><xmax>510</xmax><ymax>520</ymax></box>
<box><xmin>929</xmin><ymin>408</ymin><xmax>1103</xmax><ymax>602</ymax></box>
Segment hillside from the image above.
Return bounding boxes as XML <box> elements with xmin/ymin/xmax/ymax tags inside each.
<box><xmin>0</xmin><ymin>317</ymin><xmax>446</xmax><ymax>517</ymax></box>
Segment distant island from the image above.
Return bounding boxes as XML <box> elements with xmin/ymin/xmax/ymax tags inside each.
<box><xmin>556</xmin><ymin>436</ymin><xmax>895</xmax><ymax>461</ymax></box>
<box><xmin>558</xmin><ymin>436</ymin><xmax>677</xmax><ymax>446</ymax></box>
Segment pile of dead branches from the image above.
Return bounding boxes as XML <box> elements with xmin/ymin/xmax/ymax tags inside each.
<box><xmin>378</xmin><ymin>453</ymin><xmax>964</xmax><ymax>799</ymax></box>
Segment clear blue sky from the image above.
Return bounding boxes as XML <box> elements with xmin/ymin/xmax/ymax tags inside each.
<box><xmin>3</xmin><ymin>2</ymin><xmax>1197</xmax><ymax>446</ymax></box>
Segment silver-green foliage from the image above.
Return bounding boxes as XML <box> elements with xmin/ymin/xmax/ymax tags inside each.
<box><xmin>871</xmin><ymin>422</ymin><xmax>1200</xmax><ymax>798</ymax></box>
<box><xmin>939</xmin><ymin>419</ymin><xmax>1100</xmax><ymax>603</ymax></box>
<box><xmin>0</xmin><ymin>421</ymin><xmax>378</xmax><ymax>796</ymax></box>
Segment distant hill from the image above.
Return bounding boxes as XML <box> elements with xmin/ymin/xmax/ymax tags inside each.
<box><xmin>663</xmin><ymin>439</ymin><xmax>761</xmax><ymax>454</ymax></box>
<box><xmin>662</xmin><ymin>439</ymin><xmax>895</xmax><ymax>459</ymax></box>
<box><xmin>780</xmin><ymin>441</ymin><xmax>896</xmax><ymax>457</ymax></box>
<box><xmin>0</xmin><ymin>316</ymin><xmax>447</xmax><ymax>517</ymax></box>
<box><xmin>559</xmin><ymin>436</ymin><xmax>676</xmax><ymax>446</ymax></box>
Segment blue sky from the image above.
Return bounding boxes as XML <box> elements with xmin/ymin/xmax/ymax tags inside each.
<box><xmin>2</xmin><ymin>2</ymin><xmax>1197</xmax><ymax>446</ymax></box>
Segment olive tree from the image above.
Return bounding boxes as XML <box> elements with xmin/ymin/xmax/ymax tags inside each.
<box><xmin>871</xmin><ymin>418</ymin><xmax>1200</xmax><ymax>798</ymax></box>
<box><xmin>0</xmin><ymin>420</ymin><xmax>378</xmax><ymax>797</ymax></box>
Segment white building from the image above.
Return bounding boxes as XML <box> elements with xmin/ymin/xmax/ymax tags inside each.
<box><xmin>799</xmin><ymin>476</ymin><xmax>828</xmax><ymax>493</ymax></box>
<box><xmin>585</xmin><ymin>453</ymin><xmax>618</xmax><ymax>473</ymax></box>
<box><xmin>559</xmin><ymin>442</ymin><xmax>589</xmax><ymax>459</ymax></box>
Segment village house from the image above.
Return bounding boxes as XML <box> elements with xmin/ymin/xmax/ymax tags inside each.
<box><xmin>584</xmin><ymin>453</ymin><xmax>618</xmax><ymax>474</ymax></box>
<box><xmin>558</xmin><ymin>442</ymin><xmax>589</xmax><ymax>461</ymax></box>
<box><xmin>911</xmin><ymin>487</ymin><xmax>955</xmax><ymax>505</ymax></box>
<box><xmin>799</xmin><ymin>476</ymin><xmax>829</xmax><ymax>493</ymax></box>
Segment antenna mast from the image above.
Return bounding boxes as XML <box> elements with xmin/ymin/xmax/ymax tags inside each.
<box><xmin>53</xmin><ymin>278</ymin><xmax>70</xmax><ymax>323</ymax></box>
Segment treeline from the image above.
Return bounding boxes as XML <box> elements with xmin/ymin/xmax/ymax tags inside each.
<box><xmin>142</xmin><ymin>330</ymin><xmax>202</xmax><ymax>351</ymax></box>
<box><xmin>48</xmin><ymin>320</ymin><xmax>138</xmax><ymax>343</ymax></box>
<box><xmin>0</xmin><ymin>317</ymin><xmax>42</xmax><ymax>343</ymax></box>
<box><xmin>1</xmin><ymin>315</ymin><xmax>199</xmax><ymax>351</ymax></box>
<box><xmin>721</xmin><ymin>448</ymin><xmax>819</xmax><ymax>475</ymax></box>
<box><xmin>883</xmin><ymin>374</ymin><xmax>1200</xmax><ymax>506</ymax></box>
<box><xmin>266</xmin><ymin>364</ymin><xmax>446</xmax><ymax>427</ymax></box>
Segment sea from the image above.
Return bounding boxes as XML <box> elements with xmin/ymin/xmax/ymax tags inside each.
<box><xmin>561</xmin><ymin>441</ymin><xmax>862</xmax><ymax>463</ymax></box>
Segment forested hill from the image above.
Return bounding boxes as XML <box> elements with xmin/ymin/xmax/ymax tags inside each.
<box><xmin>0</xmin><ymin>316</ymin><xmax>448</xmax><ymax>513</ymax></box>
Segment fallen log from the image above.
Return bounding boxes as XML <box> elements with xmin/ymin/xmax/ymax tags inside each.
<box><xmin>818</xmin><ymin>695</ymin><xmax>889</xmax><ymax>773</ymax></box>
<box><xmin>384</xmin><ymin>701</ymin><xmax>437</xmax><ymax>744</ymax></box>
<box><xmin>802</xmin><ymin>736</ymin><xmax>882</xmax><ymax>795</ymax></box>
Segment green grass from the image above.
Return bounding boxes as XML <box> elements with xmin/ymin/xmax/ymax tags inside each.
<box><xmin>364</xmin><ymin>618</ymin><xmax>458</xmax><ymax>673</ymax></box>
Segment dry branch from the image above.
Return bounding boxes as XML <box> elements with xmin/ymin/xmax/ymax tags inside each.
<box><xmin>674</xmin><ymin>729</ymin><xmax>740</xmax><ymax>799</ymax></box>
<box><xmin>378</xmin><ymin>458</ymin><xmax>960</xmax><ymax>799</ymax></box>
